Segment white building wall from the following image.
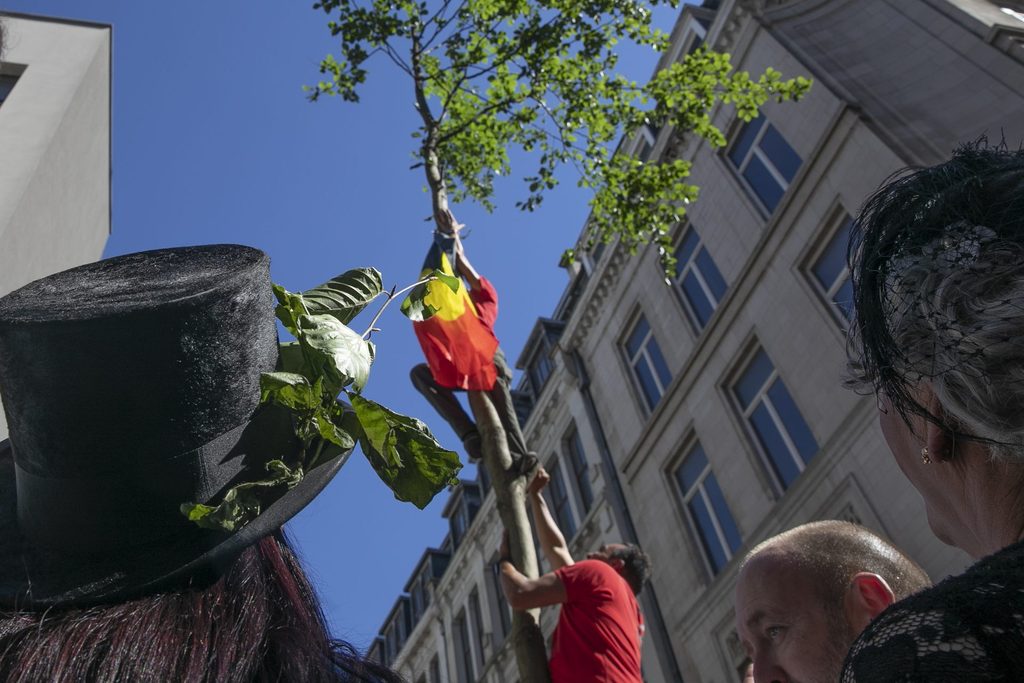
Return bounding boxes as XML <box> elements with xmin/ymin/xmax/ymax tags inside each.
<box><xmin>378</xmin><ymin>1</ymin><xmax>1024</xmax><ymax>680</ymax></box>
<box><xmin>0</xmin><ymin>14</ymin><xmax>111</xmax><ymax>440</ymax></box>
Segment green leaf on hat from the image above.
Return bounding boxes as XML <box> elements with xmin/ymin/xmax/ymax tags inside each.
<box><xmin>260</xmin><ymin>372</ymin><xmax>321</xmax><ymax>410</ymax></box>
<box><xmin>180</xmin><ymin>459</ymin><xmax>304</xmax><ymax>532</ymax></box>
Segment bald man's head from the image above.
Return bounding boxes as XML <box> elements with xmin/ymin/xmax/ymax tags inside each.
<box><xmin>743</xmin><ymin>520</ymin><xmax>930</xmax><ymax>607</ymax></box>
<box><xmin>735</xmin><ymin>521</ymin><xmax>930</xmax><ymax>683</ymax></box>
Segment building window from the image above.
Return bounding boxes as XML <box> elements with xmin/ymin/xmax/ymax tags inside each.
<box><xmin>527</xmin><ymin>346</ymin><xmax>553</xmax><ymax>396</ymax></box>
<box><xmin>622</xmin><ymin>314</ymin><xmax>673</xmax><ymax>410</ymax></box>
<box><xmin>0</xmin><ymin>75</ymin><xmax>18</xmax><ymax>107</ymax></box>
<box><xmin>672</xmin><ymin>226</ymin><xmax>728</xmax><ymax>330</ymax></box>
<box><xmin>453</xmin><ymin>608</ymin><xmax>475</xmax><ymax>682</ymax></box>
<box><xmin>808</xmin><ymin>215</ymin><xmax>854</xmax><ymax>322</ymax></box>
<box><xmin>488</xmin><ymin>560</ymin><xmax>512</xmax><ymax>642</ymax></box>
<box><xmin>469</xmin><ymin>587</ymin><xmax>487</xmax><ymax>670</ymax></box>
<box><xmin>637</xmin><ymin>123</ymin><xmax>659</xmax><ymax>162</ymax></box>
<box><xmin>727</xmin><ymin>114</ymin><xmax>802</xmax><ymax>213</ymax></box>
<box><xmin>547</xmin><ymin>456</ymin><xmax>578</xmax><ymax>540</ymax></box>
<box><xmin>675</xmin><ymin>442</ymin><xmax>742</xmax><ymax>574</ymax></box>
<box><xmin>429</xmin><ymin>656</ymin><xmax>442</xmax><ymax>683</ymax></box>
<box><xmin>564</xmin><ymin>426</ymin><xmax>593</xmax><ymax>515</ymax></box>
<box><xmin>733</xmin><ymin>348</ymin><xmax>818</xmax><ymax>489</ymax></box>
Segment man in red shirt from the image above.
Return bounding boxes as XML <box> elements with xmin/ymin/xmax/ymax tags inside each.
<box><xmin>499</xmin><ymin>468</ymin><xmax>651</xmax><ymax>682</ymax></box>
<box><xmin>410</xmin><ymin>209</ymin><xmax>535</xmax><ymax>473</ymax></box>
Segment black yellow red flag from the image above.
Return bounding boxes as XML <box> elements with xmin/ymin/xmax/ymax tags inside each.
<box><xmin>412</xmin><ymin>233</ymin><xmax>499</xmax><ymax>390</ymax></box>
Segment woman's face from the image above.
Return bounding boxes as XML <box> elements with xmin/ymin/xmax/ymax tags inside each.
<box><xmin>876</xmin><ymin>392</ymin><xmax>965</xmax><ymax>549</ymax></box>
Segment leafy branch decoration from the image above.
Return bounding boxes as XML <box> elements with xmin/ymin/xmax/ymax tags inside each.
<box><xmin>181</xmin><ymin>267</ymin><xmax>463</xmax><ymax>532</ymax></box>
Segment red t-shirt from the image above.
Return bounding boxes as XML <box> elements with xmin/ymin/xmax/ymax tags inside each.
<box><xmin>549</xmin><ymin>560</ymin><xmax>644</xmax><ymax>683</ymax></box>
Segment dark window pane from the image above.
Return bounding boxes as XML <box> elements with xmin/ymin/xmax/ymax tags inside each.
<box><xmin>675</xmin><ymin>229</ymin><xmax>701</xmax><ymax>272</ymax></box>
<box><xmin>682</xmin><ymin>271</ymin><xmax>714</xmax><ymax>327</ymax></box>
<box><xmin>743</xmin><ymin>154</ymin><xmax>785</xmax><ymax>212</ymax></box>
<box><xmin>704</xmin><ymin>474</ymin><xmax>742</xmax><ymax>554</ymax></box>
<box><xmin>689</xmin><ymin>496</ymin><xmax>728</xmax><ymax>572</ymax></box>
<box><xmin>646</xmin><ymin>337</ymin><xmax>673</xmax><ymax>389</ymax></box>
<box><xmin>0</xmin><ymin>75</ymin><xmax>18</xmax><ymax>104</ymax></box>
<box><xmin>625</xmin><ymin>316</ymin><xmax>650</xmax><ymax>358</ymax></box>
<box><xmin>812</xmin><ymin>227</ymin><xmax>850</xmax><ymax>289</ymax></box>
<box><xmin>834</xmin><ymin>277</ymin><xmax>854</xmax><ymax>320</ymax></box>
<box><xmin>695</xmin><ymin>247</ymin><xmax>728</xmax><ymax>301</ymax></box>
<box><xmin>470</xmin><ymin>589</ymin><xmax>486</xmax><ymax>670</ymax></box>
<box><xmin>430</xmin><ymin>657</ymin><xmax>441</xmax><ymax>683</ymax></box>
<box><xmin>677</xmin><ymin>445</ymin><xmax>709</xmax><ymax>490</ymax></box>
<box><xmin>550</xmin><ymin>464</ymin><xmax>577</xmax><ymax>539</ymax></box>
<box><xmin>735</xmin><ymin>349</ymin><xmax>774</xmax><ymax>408</ymax></box>
<box><xmin>728</xmin><ymin>115</ymin><xmax>764</xmax><ymax>169</ymax></box>
<box><xmin>633</xmin><ymin>357</ymin><xmax>661</xmax><ymax>410</ymax></box>
<box><xmin>567</xmin><ymin>430</ymin><xmax>593</xmax><ymax>513</ymax></box>
<box><xmin>750</xmin><ymin>404</ymin><xmax>801</xmax><ymax>488</ymax></box>
<box><xmin>767</xmin><ymin>379</ymin><xmax>818</xmax><ymax>462</ymax></box>
<box><xmin>759</xmin><ymin>124</ymin><xmax>802</xmax><ymax>182</ymax></box>
<box><xmin>686</xmin><ymin>36</ymin><xmax>704</xmax><ymax>55</ymax></box>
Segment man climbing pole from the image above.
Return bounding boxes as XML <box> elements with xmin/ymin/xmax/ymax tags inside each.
<box><xmin>409</xmin><ymin>208</ymin><xmax>537</xmax><ymax>475</ymax></box>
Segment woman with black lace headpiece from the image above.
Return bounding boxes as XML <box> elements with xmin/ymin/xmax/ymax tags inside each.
<box><xmin>843</xmin><ymin>142</ymin><xmax>1024</xmax><ymax>681</ymax></box>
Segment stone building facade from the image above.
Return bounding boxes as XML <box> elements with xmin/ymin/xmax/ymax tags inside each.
<box><xmin>371</xmin><ymin>1</ymin><xmax>1024</xmax><ymax>681</ymax></box>
<box><xmin>0</xmin><ymin>13</ymin><xmax>111</xmax><ymax>440</ymax></box>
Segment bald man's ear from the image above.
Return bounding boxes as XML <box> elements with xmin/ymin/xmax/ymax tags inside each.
<box><xmin>845</xmin><ymin>572</ymin><xmax>896</xmax><ymax>634</ymax></box>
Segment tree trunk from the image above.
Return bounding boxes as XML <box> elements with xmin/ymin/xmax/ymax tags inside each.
<box><xmin>468</xmin><ymin>391</ymin><xmax>551</xmax><ymax>683</ymax></box>
<box><xmin>411</xmin><ymin>40</ymin><xmax>549</xmax><ymax>678</ymax></box>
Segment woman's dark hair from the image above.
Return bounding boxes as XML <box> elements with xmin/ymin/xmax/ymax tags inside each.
<box><xmin>0</xmin><ymin>531</ymin><xmax>401</xmax><ymax>682</ymax></box>
<box><xmin>847</xmin><ymin>141</ymin><xmax>1024</xmax><ymax>455</ymax></box>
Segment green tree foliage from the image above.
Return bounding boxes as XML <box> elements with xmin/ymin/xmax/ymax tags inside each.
<box><xmin>309</xmin><ymin>0</ymin><xmax>810</xmax><ymax>271</ymax></box>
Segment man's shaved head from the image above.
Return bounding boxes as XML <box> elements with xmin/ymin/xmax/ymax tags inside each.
<box><xmin>735</xmin><ymin>521</ymin><xmax>930</xmax><ymax>683</ymax></box>
<box><xmin>742</xmin><ymin>520</ymin><xmax>930</xmax><ymax>606</ymax></box>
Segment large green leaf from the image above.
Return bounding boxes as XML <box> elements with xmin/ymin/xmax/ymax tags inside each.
<box><xmin>349</xmin><ymin>394</ymin><xmax>462</xmax><ymax>509</ymax></box>
<box><xmin>302</xmin><ymin>267</ymin><xmax>384</xmax><ymax>325</ymax></box>
<box><xmin>297</xmin><ymin>314</ymin><xmax>373</xmax><ymax>393</ymax></box>
<box><xmin>180</xmin><ymin>459</ymin><xmax>303</xmax><ymax>532</ymax></box>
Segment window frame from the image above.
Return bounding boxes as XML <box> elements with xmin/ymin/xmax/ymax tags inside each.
<box><xmin>673</xmin><ymin>441</ymin><xmax>743</xmax><ymax>575</ymax></box>
<box><xmin>803</xmin><ymin>210</ymin><xmax>855</xmax><ymax>326</ymax></box>
<box><xmin>725</xmin><ymin>113</ymin><xmax>802</xmax><ymax>215</ymax></box>
<box><xmin>545</xmin><ymin>454</ymin><xmax>578</xmax><ymax>541</ymax></box>
<box><xmin>563</xmin><ymin>424</ymin><xmax>594</xmax><ymax>517</ymax></box>
<box><xmin>670</xmin><ymin>223</ymin><xmax>729</xmax><ymax>333</ymax></box>
<box><xmin>730</xmin><ymin>346</ymin><xmax>819</xmax><ymax>492</ymax></box>
<box><xmin>620</xmin><ymin>311</ymin><xmax>674</xmax><ymax>413</ymax></box>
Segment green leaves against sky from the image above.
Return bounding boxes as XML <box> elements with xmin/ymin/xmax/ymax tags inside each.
<box><xmin>310</xmin><ymin>0</ymin><xmax>811</xmax><ymax>274</ymax></box>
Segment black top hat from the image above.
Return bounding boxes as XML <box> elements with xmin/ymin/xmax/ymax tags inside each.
<box><xmin>0</xmin><ymin>244</ymin><xmax>352</xmax><ymax>607</ymax></box>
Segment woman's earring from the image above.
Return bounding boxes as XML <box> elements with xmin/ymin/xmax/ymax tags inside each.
<box><xmin>921</xmin><ymin>447</ymin><xmax>932</xmax><ymax>465</ymax></box>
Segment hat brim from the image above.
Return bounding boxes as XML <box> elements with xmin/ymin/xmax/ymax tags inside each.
<box><xmin>0</xmin><ymin>428</ymin><xmax>351</xmax><ymax>609</ymax></box>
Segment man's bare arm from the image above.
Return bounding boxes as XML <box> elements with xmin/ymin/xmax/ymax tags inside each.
<box><xmin>499</xmin><ymin>562</ymin><xmax>567</xmax><ymax>611</ymax></box>
<box><xmin>529</xmin><ymin>468</ymin><xmax>574</xmax><ymax>571</ymax></box>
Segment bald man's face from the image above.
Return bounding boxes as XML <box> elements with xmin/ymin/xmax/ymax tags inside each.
<box><xmin>735</xmin><ymin>552</ymin><xmax>855</xmax><ymax>683</ymax></box>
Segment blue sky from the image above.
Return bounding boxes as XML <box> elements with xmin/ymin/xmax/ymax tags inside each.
<box><xmin>4</xmin><ymin>1</ymin><xmax>681</xmax><ymax>649</ymax></box>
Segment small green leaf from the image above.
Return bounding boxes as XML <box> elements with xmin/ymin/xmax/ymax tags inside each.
<box><xmin>430</xmin><ymin>269</ymin><xmax>460</xmax><ymax>293</ymax></box>
<box><xmin>180</xmin><ymin>459</ymin><xmax>303</xmax><ymax>531</ymax></box>
<box><xmin>302</xmin><ymin>267</ymin><xmax>384</xmax><ymax>325</ymax></box>
<box><xmin>273</xmin><ymin>285</ymin><xmax>308</xmax><ymax>336</ymax></box>
<box><xmin>298</xmin><ymin>314</ymin><xmax>373</xmax><ymax>393</ymax></box>
<box><xmin>399</xmin><ymin>282</ymin><xmax>439</xmax><ymax>322</ymax></box>
<box><xmin>260</xmin><ymin>372</ymin><xmax>320</xmax><ymax>410</ymax></box>
<box><xmin>349</xmin><ymin>394</ymin><xmax>462</xmax><ymax>509</ymax></box>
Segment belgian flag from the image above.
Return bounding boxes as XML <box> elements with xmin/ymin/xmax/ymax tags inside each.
<box><xmin>412</xmin><ymin>232</ymin><xmax>499</xmax><ymax>391</ymax></box>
